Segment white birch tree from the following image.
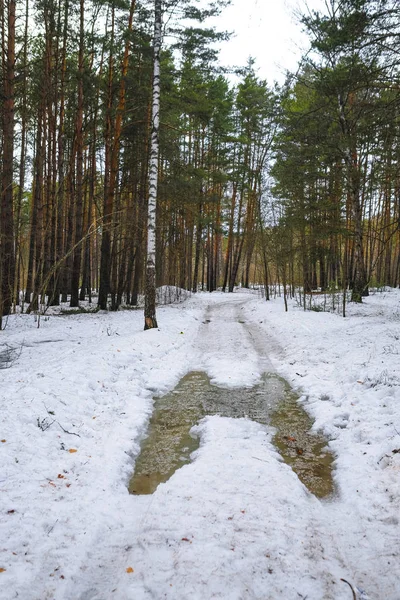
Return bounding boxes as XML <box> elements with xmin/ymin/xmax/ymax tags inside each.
<box><xmin>144</xmin><ymin>0</ymin><xmax>162</xmax><ymax>330</ymax></box>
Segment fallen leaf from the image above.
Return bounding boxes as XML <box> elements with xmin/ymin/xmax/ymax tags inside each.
<box><xmin>296</xmin><ymin>448</ymin><xmax>304</xmax><ymax>455</ymax></box>
<box><xmin>68</xmin><ymin>449</ymin><xmax>77</xmax><ymax>453</ymax></box>
<box><xmin>286</xmin><ymin>436</ymin><xmax>296</xmax><ymax>442</ymax></box>
<box><xmin>49</xmin><ymin>481</ymin><xmax>56</xmax><ymax>487</ymax></box>
<box><xmin>0</xmin><ymin>569</ymin><xmax>6</xmax><ymax>573</ymax></box>
<box><xmin>60</xmin><ymin>575</ymin><xmax>65</xmax><ymax>579</ymax></box>
<box><xmin>1</xmin><ymin>440</ymin><xmax>6</xmax><ymax>443</ymax></box>
<box><xmin>357</xmin><ymin>380</ymin><xmax>364</xmax><ymax>384</ymax></box>
<box><xmin>181</xmin><ymin>538</ymin><xmax>190</xmax><ymax>542</ymax></box>
<box><xmin>7</xmin><ymin>510</ymin><xmax>15</xmax><ymax>514</ymax></box>
<box><xmin>126</xmin><ymin>567</ymin><xmax>134</xmax><ymax>573</ymax></box>
<box><xmin>57</xmin><ymin>474</ymin><xmax>65</xmax><ymax>479</ymax></box>
<box><xmin>65</xmin><ymin>483</ymin><xmax>71</xmax><ymax>488</ymax></box>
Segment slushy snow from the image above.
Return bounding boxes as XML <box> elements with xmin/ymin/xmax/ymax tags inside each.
<box><xmin>1</xmin><ymin>289</ymin><xmax>399</xmax><ymax>599</ymax></box>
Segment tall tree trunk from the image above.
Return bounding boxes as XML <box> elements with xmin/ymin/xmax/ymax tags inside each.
<box><xmin>338</xmin><ymin>93</ymin><xmax>367</xmax><ymax>302</ymax></box>
<box><xmin>144</xmin><ymin>0</ymin><xmax>162</xmax><ymax>330</ymax></box>
<box><xmin>222</xmin><ymin>184</ymin><xmax>237</xmax><ymax>292</ymax></box>
<box><xmin>14</xmin><ymin>0</ymin><xmax>29</xmax><ymax>307</ymax></box>
<box><xmin>50</xmin><ymin>0</ymin><xmax>69</xmax><ymax>306</ymax></box>
<box><xmin>70</xmin><ymin>0</ymin><xmax>85</xmax><ymax>307</ymax></box>
<box><xmin>1</xmin><ymin>0</ymin><xmax>16</xmax><ymax>324</ymax></box>
<box><xmin>98</xmin><ymin>7</ymin><xmax>115</xmax><ymax>310</ymax></box>
<box><xmin>27</xmin><ymin>108</ymin><xmax>46</xmax><ymax>312</ymax></box>
<box><xmin>192</xmin><ymin>200</ymin><xmax>203</xmax><ymax>292</ymax></box>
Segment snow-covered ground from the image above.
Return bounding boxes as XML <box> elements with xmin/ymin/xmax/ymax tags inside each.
<box><xmin>1</xmin><ymin>289</ymin><xmax>399</xmax><ymax>599</ymax></box>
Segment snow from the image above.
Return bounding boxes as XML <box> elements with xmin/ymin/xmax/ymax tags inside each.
<box><xmin>1</xmin><ymin>289</ymin><xmax>399</xmax><ymax>599</ymax></box>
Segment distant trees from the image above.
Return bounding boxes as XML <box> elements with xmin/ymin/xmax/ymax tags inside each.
<box><xmin>1</xmin><ymin>0</ymin><xmax>399</xmax><ymax>329</ymax></box>
<box><xmin>271</xmin><ymin>0</ymin><xmax>400</xmax><ymax>302</ymax></box>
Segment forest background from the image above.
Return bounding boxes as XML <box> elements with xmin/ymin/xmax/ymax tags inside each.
<box><xmin>1</xmin><ymin>0</ymin><xmax>400</xmax><ymax>328</ymax></box>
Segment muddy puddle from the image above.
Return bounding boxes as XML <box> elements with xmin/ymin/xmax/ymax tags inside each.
<box><xmin>129</xmin><ymin>372</ymin><xmax>334</xmax><ymax>498</ymax></box>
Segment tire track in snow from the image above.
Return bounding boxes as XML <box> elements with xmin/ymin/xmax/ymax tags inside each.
<box><xmin>194</xmin><ymin>298</ymin><xmax>276</xmax><ymax>387</ymax></box>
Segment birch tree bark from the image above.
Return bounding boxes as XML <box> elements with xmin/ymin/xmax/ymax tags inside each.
<box><xmin>144</xmin><ymin>0</ymin><xmax>162</xmax><ymax>330</ymax></box>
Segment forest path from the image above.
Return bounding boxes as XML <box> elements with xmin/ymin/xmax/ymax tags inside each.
<box><xmin>69</xmin><ymin>294</ymin><xmax>361</xmax><ymax>600</ymax></box>
<box><xmin>194</xmin><ymin>295</ymin><xmax>279</xmax><ymax>387</ymax></box>
<box><xmin>3</xmin><ymin>293</ymin><xmax>398</xmax><ymax>600</ymax></box>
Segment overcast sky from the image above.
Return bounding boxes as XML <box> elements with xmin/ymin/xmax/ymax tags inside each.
<box><xmin>215</xmin><ymin>0</ymin><xmax>327</xmax><ymax>83</ymax></box>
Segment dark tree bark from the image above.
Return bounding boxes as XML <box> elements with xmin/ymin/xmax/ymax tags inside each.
<box><xmin>70</xmin><ymin>0</ymin><xmax>85</xmax><ymax>307</ymax></box>
<box><xmin>0</xmin><ymin>0</ymin><xmax>16</xmax><ymax>324</ymax></box>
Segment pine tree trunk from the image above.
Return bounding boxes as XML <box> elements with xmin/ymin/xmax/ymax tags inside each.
<box><xmin>338</xmin><ymin>93</ymin><xmax>367</xmax><ymax>302</ymax></box>
<box><xmin>1</xmin><ymin>0</ymin><xmax>16</xmax><ymax>323</ymax></box>
<box><xmin>14</xmin><ymin>0</ymin><xmax>29</xmax><ymax>308</ymax></box>
<box><xmin>192</xmin><ymin>199</ymin><xmax>203</xmax><ymax>293</ymax></box>
<box><xmin>98</xmin><ymin>8</ymin><xmax>115</xmax><ymax>310</ymax></box>
<box><xmin>51</xmin><ymin>0</ymin><xmax>69</xmax><ymax>306</ymax></box>
<box><xmin>27</xmin><ymin>109</ymin><xmax>45</xmax><ymax>312</ymax></box>
<box><xmin>70</xmin><ymin>0</ymin><xmax>85</xmax><ymax>307</ymax></box>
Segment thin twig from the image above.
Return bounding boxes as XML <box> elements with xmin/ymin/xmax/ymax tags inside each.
<box><xmin>377</xmin><ymin>453</ymin><xmax>391</xmax><ymax>464</ymax></box>
<box><xmin>340</xmin><ymin>578</ymin><xmax>357</xmax><ymax>600</ymax></box>
<box><xmin>47</xmin><ymin>519</ymin><xmax>59</xmax><ymax>536</ymax></box>
<box><xmin>57</xmin><ymin>422</ymin><xmax>81</xmax><ymax>437</ymax></box>
<box><xmin>37</xmin><ymin>417</ymin><xmax>55</xmax><ymax>431</ymax></box>
<box><xmin>252</xmin><ymin>456</ymin><xmax>269</xmax><ymax>463</ymax></box>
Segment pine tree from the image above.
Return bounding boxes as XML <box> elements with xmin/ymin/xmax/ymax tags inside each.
<box><xmin>0</xmin><ymin>0</ymin><xmax>16</xmax><ymax>325</ymax></box>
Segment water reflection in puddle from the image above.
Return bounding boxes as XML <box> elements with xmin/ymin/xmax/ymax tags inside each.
<box><xmin>129</xmin><ymin>372</ymin><xmax>334</xmax><ymax>498</ymax></box>
<box><xmin>270</xmin><ymin>378</ymin><xmax>335</xmax><ymax>498</ymax></box>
